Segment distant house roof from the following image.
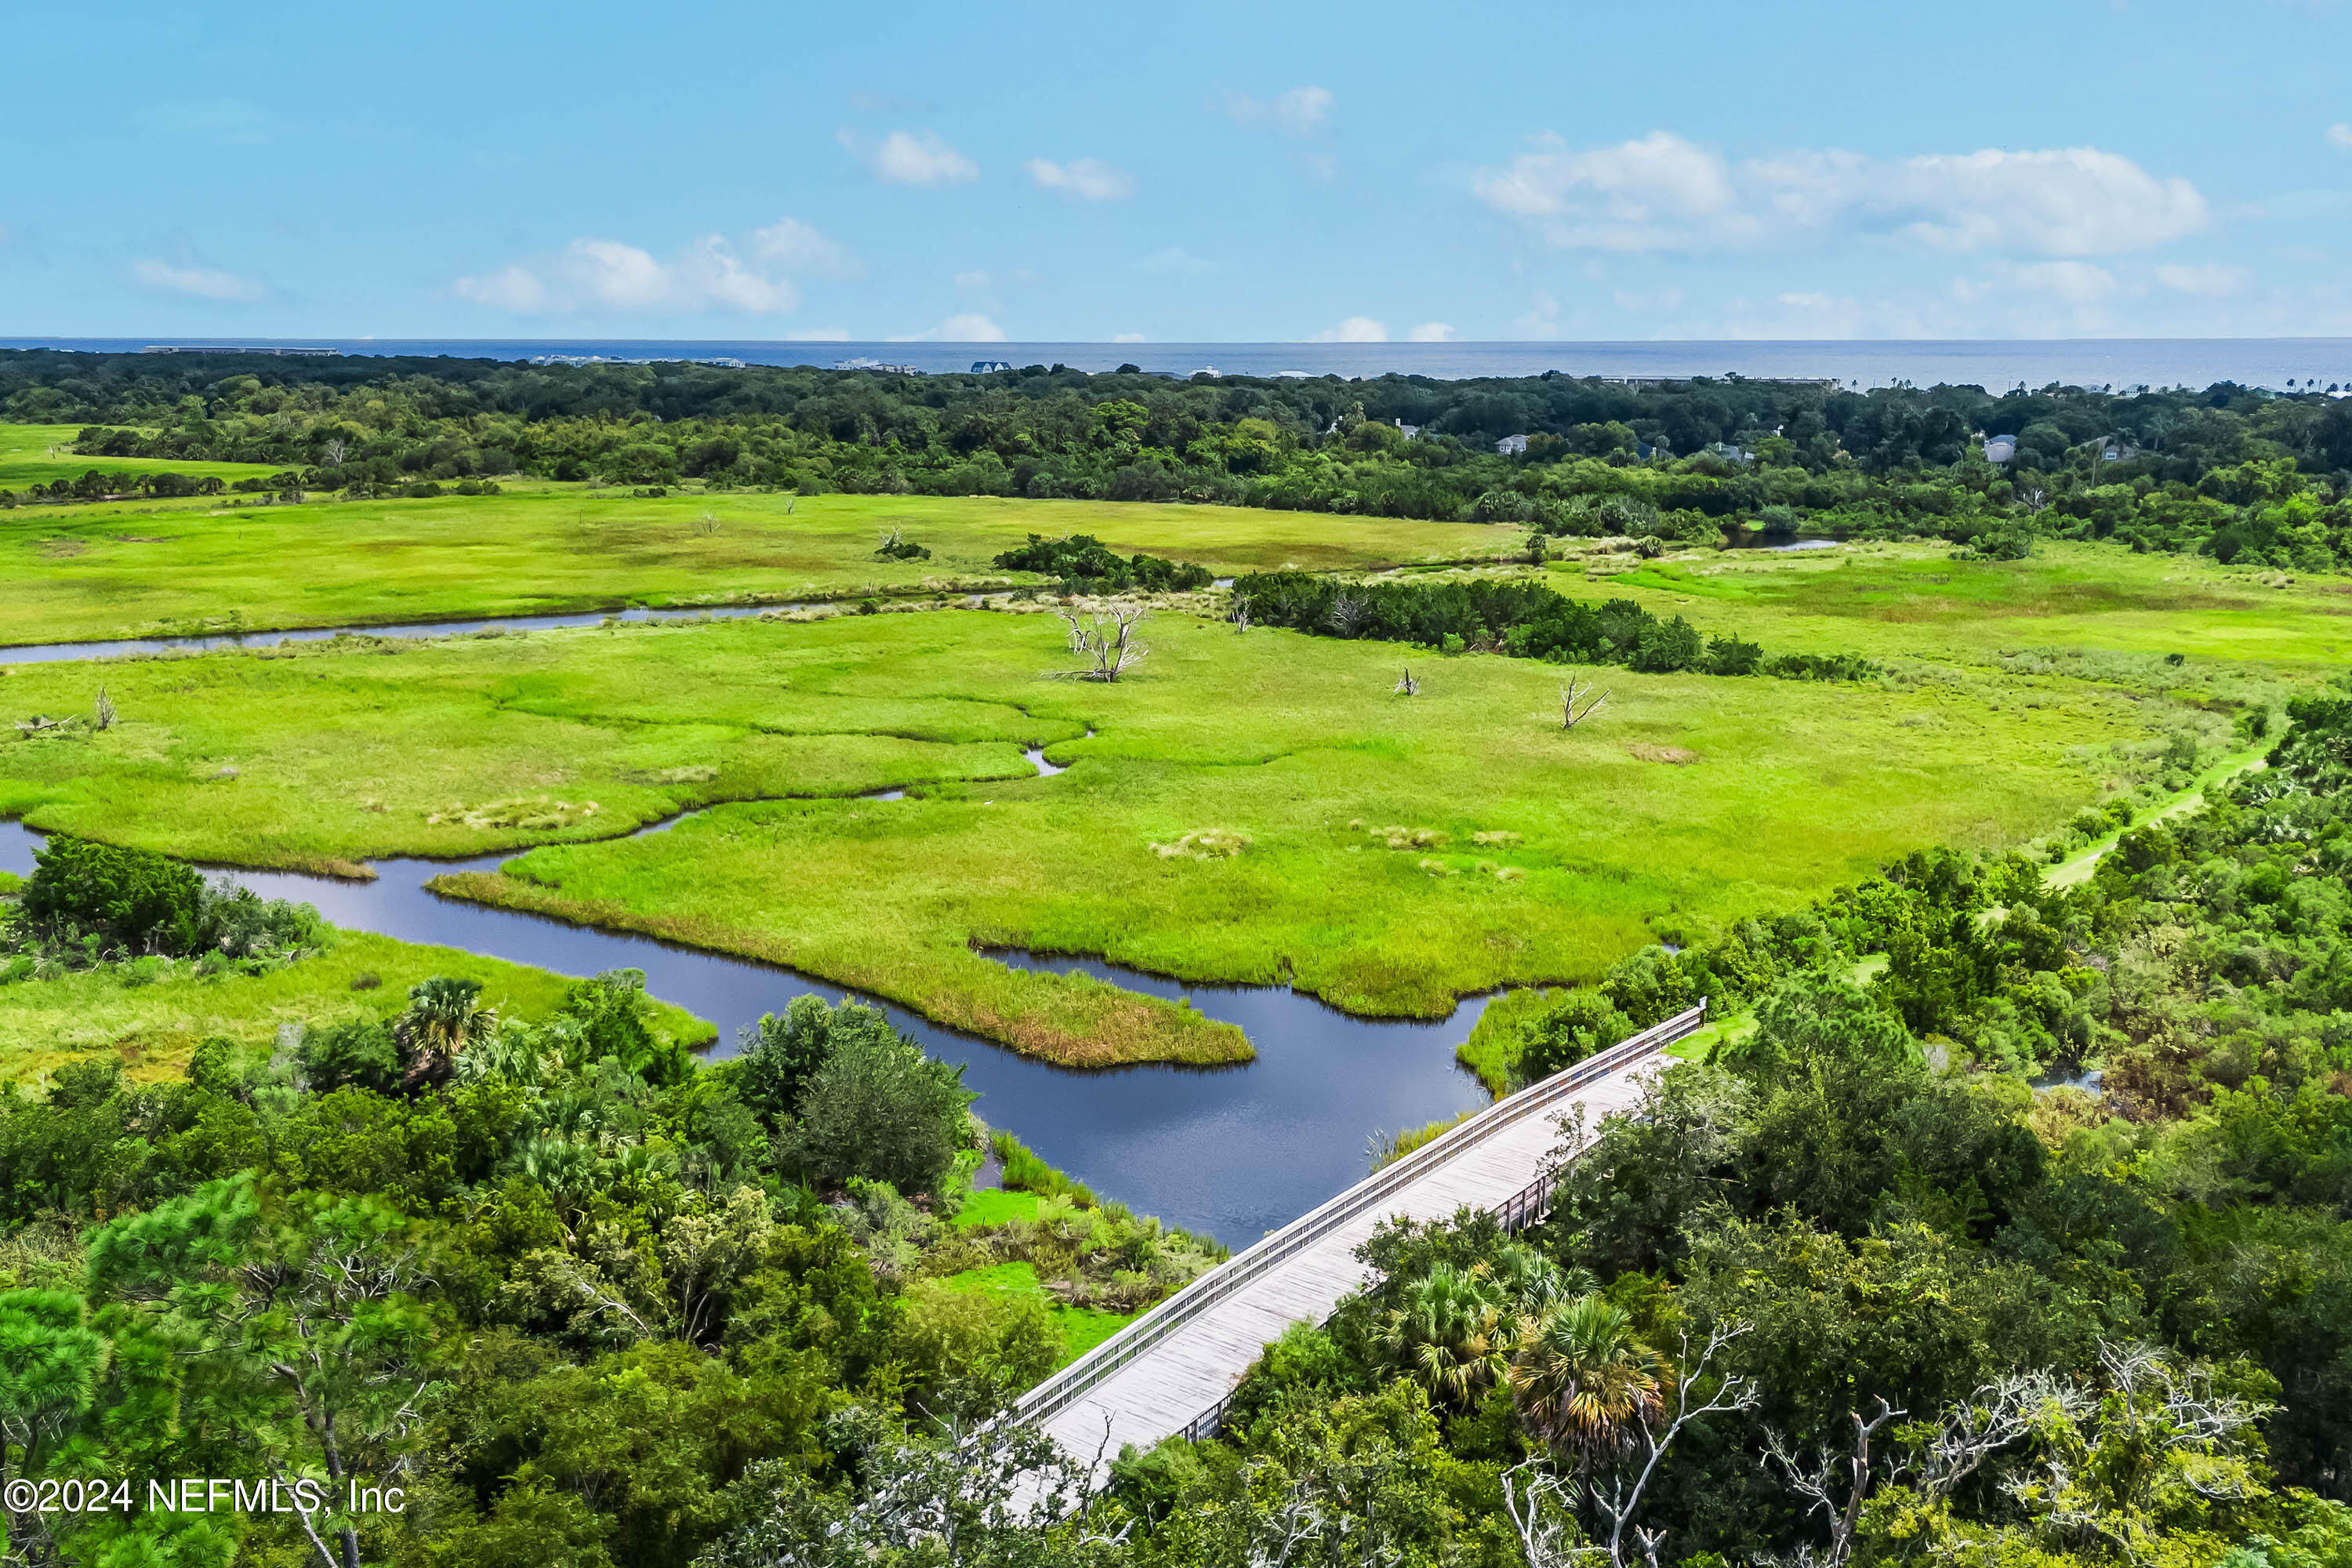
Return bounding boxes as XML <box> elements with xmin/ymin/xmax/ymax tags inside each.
<box><xmin>1983</xmin><ymin>434</ymin><xmax>2018</xmax><ymax>462</ymax></box>
<box><xmin>1395</xmin><ymin>419</ymin><xmax>1421</xmax><ymax>438</ymax></box>
<box><xmin>1495</xmin><ymin>434</ymin><xmax>1529</xmax><ymax>456</ymax></box>
<box><xmin>970</xmin><ymin>360</ymin><xmax>1014</xmax><ymax>374</ymax></box>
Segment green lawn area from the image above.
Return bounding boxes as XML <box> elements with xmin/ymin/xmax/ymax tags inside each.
<box><xmin>0</xmin><ymin>421</ymin><xmax>278</xmax><ymax>490</ymax></box>
<box><xmin>0</xmin><ymin>927</ymin><xmax>711</xmax><ymax>1086</ymax></box>
<box><xmin>934</xmin><ymin>1258</ymin><xmax>1132</xmax><ymax>1363</ymax></box>
<box><xmin>0</xmin><ymin>604</ymin><xmax>2169</xmax><ymax>1065</ymax></box>
<box><xmin>0</xmin><ymin>484</ymin><xmax>1516</xmax><ymax>645</ymax></box>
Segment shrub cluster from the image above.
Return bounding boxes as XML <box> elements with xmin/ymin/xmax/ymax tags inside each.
<box><xmin>991</xmin><ymin>533</ymin><xmax>1214</xmax><ymax>593</ymax></box>
<box><xmin>13</xmin><ymin>835</ymin><xmax>320</xmax><ymax>964</ymax></box>
<box><xmin>732</xmin><ymin>994</ymin><xmax>975</xmax><ymax>1196</ymax></box>
<box><xmin>1234</xmin><ymin>570</ymin><xmax>1877</xmax><ymax>680</ymax></box>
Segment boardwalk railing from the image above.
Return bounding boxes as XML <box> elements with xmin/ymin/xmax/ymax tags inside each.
<box><xmin>1012</xmin><ymin>1000</ymin><xmax>1708</xmax><ymax>1436</ymax></box>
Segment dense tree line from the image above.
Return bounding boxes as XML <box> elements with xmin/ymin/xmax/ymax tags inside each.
<box><xmin>13</xmin><ymin>349</ymin><xmax>2352</xmax><ymax>566</ymax></box>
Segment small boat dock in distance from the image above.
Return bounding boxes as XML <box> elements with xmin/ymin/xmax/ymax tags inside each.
<box><xmin>1016</xmin><ymin>1004</ymin><xmax>1706</xmax><ymax>1475</ymax></box>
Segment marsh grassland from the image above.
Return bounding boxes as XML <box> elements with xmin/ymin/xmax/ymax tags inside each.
<box><xmin>1</xmin><ymin>589</ymin><xmax>2187</xmax><ymax>1066</ymax></box>
<box><xmin>1559</xmin><ymin>539</ymin><xmax>2352</xmax><ymax>669</ymax></box>
<box><xmin>0</xmin><ymin>486</ymin><xmax>1515</xmax><ymax>644</ymax></box>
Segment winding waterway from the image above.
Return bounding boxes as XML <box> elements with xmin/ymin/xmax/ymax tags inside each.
<box><xmin>0</xmin><ymin>738</ymin><xmax>1493</xmax><ymax>1243</ymax></box>
<box><xmin>0</xmin><ymin>601</ymin><xmax>902</xmax><ymax>666</ymax></box>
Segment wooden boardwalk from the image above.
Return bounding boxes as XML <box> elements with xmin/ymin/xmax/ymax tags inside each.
<box><xmin>1016</xmin><ymin>1004</ymin><xmax>1704</xmax><ymax>1472</ymax></box>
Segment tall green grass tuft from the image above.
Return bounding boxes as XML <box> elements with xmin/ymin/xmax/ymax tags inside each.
<box><xmin>991</xmin><ymin>1130</ymin><xmax>1098</xmax><ymax>1208</ymax></box>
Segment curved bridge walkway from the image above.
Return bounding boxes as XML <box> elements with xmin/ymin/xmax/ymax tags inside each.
<box><xmin>1016</xmin><ymin>1003</ymin><xmax>1706</xmax><ymax>1472</ymax></box>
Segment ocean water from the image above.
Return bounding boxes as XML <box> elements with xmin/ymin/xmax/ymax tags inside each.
<box><xmin>7</xmin><ymin>336</ymin><xmax>2352</xmax><ymax>391</ymax></box>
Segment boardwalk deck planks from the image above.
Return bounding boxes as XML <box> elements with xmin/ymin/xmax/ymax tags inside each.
<box><xmin>1016</xmin><ymin>1004</ymin><xmax>1705</xmax><ymax>1472</ymax></box>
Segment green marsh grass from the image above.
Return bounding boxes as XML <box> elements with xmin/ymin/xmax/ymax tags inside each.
<box><xmin>0</xmin><ymin>604</ymin><xmax>2171</xmax><ymax>1065</ymax></box>
<box><xmin>0</xmin><ymin>485</ymin><xmax>1515</xmax><ymax>645</ymax></box>
<box><xmin>1559</xmin><ymin>540</ymin><xmax>2352</xmax><ymax>671</ymax></box>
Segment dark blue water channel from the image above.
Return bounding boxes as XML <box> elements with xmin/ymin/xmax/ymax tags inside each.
<box><xmin>0</xmin><ymin>813</ymin><xmax>1490</xmax><ymax>1243</ymax></box>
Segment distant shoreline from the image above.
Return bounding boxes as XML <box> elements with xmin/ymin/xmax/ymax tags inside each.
<box><xmin>7</xmin><ymin>336</ymin><xmax>2350</xmax><ymax>390</ymax></box>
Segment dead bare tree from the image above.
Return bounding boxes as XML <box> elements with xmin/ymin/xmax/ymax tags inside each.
<box><xmin>1561</xmin><ymin>677</ymin><xmax>1609</xmax><ymax>730</ymax></box>
<box><xmin>321</xmin><ymin>437</ymin><xmax>349</xmax><ymax>466</ymax></box>
<box><xmin>1395</xmin><ymin>666</ymin><xmax>1419</xmax><ymax>696</ymax></box>
<box><xmin>1326</xmin><ymin>592</ymin><xmax>1370</xmax><ymax>637</ymax></box>
<box><xmin>1586</xmin><ymin>1321</ymin><xmax>1759</xmax><ymax>1568</ymax></box>
<box><xmin>1230</xmin><ymin>590</ymin><xmax>1253</xmax><ymax>633</ymax></box>
<box><xmin>1762</xmin><ymin>1397</ymin><xmax>1907</xmax><ymax>1567</ymax></box>
<box><xmin>1896</xmin><ymin>1370</ymin><xmax>2089</xmax><ymax>1504</ymax></box>
<box><xmin>692</xmin><ymin>510</ymin><xmax>723</xmax><ymax>535</ymax></box>
<box><xmin>2020</xmin><ymin>486</ymin><xmax>2049</xmax><ymax>514</ymax></box>
<box><xmin>1056</xmin><ymin>606</ymin><xmax>1149</xmax><ymax>682</ymax></box>
<box><xmin>93</xmin><ymin>685</ymin><xmax>115</xmax><ymax>732</ymax></box>
<box><xmin>1500</xmin><ymin>1462</ymin><xmax>1586</xmax><ymax>1568</ymax></box>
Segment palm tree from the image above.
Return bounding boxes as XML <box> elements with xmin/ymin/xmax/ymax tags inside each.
<box><xmin>397</xmin><ymin>975</ymin><xmax>494</xmax><ymax>1090</ymax></box>
<box><xmin>1510</xmin><ymin>1293</ymin><xmax>1664</xmax><ymax>1462</ymax></box>
<box><xmin>1490</xmin><ymin>1242</ymin><xmax>1596</xmax><ymax>1311</ymax></box>
<box><xmin>402</xmin><ymin>976</ymin><xmax>492</xmax><ymax>1054</ymax></box>
<box><xmin>1377</xmin><ymin>1263</ymin><xmax>1511</xmax><ymax>1406</ymax></box>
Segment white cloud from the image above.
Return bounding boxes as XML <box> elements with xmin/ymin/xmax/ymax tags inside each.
<box><xmin>1879</xmin><ymin>149</ymin><xmax>2207</xmax><ymax>254</ymax></box>
<box><xmin>889</xmin><ymin>312</ymin><xmax>1006</xmax><ymax>342</ymax></box>
<box><xmin>2156</xmin><ymin>261</ymin><xmax>2252</xmax><ymax>297</ymax></box>
<box><xmin>954</xmin><ymin>270</ymin><xmax>994</xmax><ymax>292</ymax></box>
<box><xmin>1406</xmin><ymin>321</ymin><xmax>1456</xmax><ymax>342</ymax></box>
<box><xmin>847</xmin><ymin>129</ymin><xmax>978</xmax><ymax>187</ymax></box>
<box><xmin>454</xmin><ymin>234</ymin><xmax>798</xmax><ymax>317</ymax></box>
<box><xmin>1226</xmin><ymin>85</ymin><xmax>1333</xmax><ymax>136</ymax></box>
<box><xmin>2330</xmin><ymin>123</ymin><xmax>2352</xmax><ymax>148</ymax></box>
<box><xmin>131</xmin><ymin>258</ymin><xmax>268</xmax><ymax>303</ymax></box>
<box><xmin>1025</xmin><ymin>157</ymin><xmax>1135</xmax><ymax>200</ymax></box>
<box><xmin>1112</xmin><ymin>332</ymin><xmax>1146</xmax><ymax>343</ymax></box>
<box><xmin>750</xmin><ymin>217</ymin><xmax>862</xmax><ymax>278</ymax></box>
<box><xmin>1472</xmin><ymin>132</ymin><xmax>2208</xmax><ymax>256</ymax></box>
<box><xmin>1473</xmin><ymin>130</ymin><xmax>1737</xmax><ymax>241</ymax></box>
<box><xmin>1312</xmin><ymin>316</ymin><xmax>1387</xmax><ymax>343</ymax></box>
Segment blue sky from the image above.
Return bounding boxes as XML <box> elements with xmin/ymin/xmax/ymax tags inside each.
<box><xmin>8</xmin><ymin>0</ymin><xmax>2352</xmax><ymax>343</ymax></box>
